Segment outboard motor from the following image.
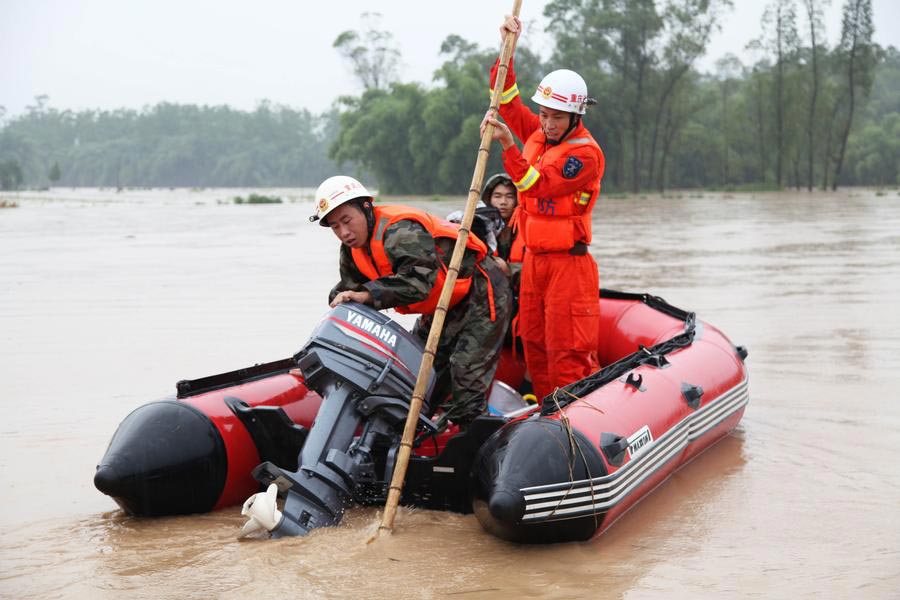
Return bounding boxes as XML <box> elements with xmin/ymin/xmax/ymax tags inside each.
<box><xmin>240</xmin><ymin>302</ymin><xmax>436</xmax><ymax>538</ymax></box>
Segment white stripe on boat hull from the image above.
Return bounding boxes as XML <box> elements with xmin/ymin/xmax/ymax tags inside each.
<box><xmin>519</xmin><ymin>377</ymin><xmax>749</xmax><ymax>523</ymax></box>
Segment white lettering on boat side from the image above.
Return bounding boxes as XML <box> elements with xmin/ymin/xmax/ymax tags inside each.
<box><xmin>627</xmin><ymin>425</ymin><xmax>653</xmax><ymax>459</ymax></box>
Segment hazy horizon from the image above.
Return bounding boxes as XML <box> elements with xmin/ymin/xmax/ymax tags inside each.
<box><xmin>2</xmin><ymin>0</ymin><xmax>899</xmax><ymax>120</ymax></box>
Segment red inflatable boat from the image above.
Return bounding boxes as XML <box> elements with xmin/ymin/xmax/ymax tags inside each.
<box><xmin>94</xmin><ymin>290</ymin><xmax>748</xmax><ymax>543</ymax></box>
<box><xmin>472</xmin><ymin>290</ymin><xmax>749</xmax><ymax>542</ymax></box>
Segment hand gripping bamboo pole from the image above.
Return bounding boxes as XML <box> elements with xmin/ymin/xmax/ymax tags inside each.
<box><xmin>375</xmin><ymin>0</ymin><xmax>523</xmax><ymax>537</ymax></box>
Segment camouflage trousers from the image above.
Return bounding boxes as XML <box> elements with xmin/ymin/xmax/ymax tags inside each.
<box><xmin>414</xmin><ymin>256</ymin><xmax>511</xmax><ymax>426</ymax></box>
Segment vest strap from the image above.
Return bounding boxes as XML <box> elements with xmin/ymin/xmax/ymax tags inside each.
<box><xmin>475</xmin><ymin>261</ymin><xmax>496</xmax><ymax>322</ymax></box>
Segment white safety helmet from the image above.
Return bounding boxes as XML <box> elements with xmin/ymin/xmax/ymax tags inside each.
<box><xmin>311</xmin><ymin>175</ymin><xmax>373</xmax><ymax>226</ymax></box>
<box><xmin>531</xmin><ymin>69</ymin><xmax>591</xmax><ymax>115</ymax></box>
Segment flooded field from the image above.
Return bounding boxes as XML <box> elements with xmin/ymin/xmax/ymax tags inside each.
<box><xmin>1</xmin><ymin>187</ymin><xmax>898</xmax><ymax>598</ymax></box>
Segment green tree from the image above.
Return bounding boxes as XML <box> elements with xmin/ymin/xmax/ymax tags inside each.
<box><xmin>545</xmin><ymin>0</ymin><xmax>729</xmax><ymax>192</ymax></box>
<box><xmin>546</xmin><ymin>0</ymin><xmax>664</xmax><ymax>193</ymax></box>
<box><xmin>333</xmin><ymin>13</ymin><xmax>402</xmax><ymax>91</ymax></box>
<box><xmin>329</xmin><ymin>34</ymin><xmax>544</xmax><ymax>194</ymax></box>
<box><xmin>761</xmin><ymin>0</ymin><xmax>800</xmax><ymax>187</ymax></box>
<box><xmin>648</xmin><ymin>0</ymin><xmax>730</xmax><ymax>189</ymax></box>
<box><xmin>830</xmin><ymin>0</ymin><xmax>875</xmax><ymax>189</ymax></box>
<box><xmin>714</xmin><ymin>55</ymin><xmax>743</xmax><ymax>186</ymax></box>
<box><xmin>0</xmin><ymin>159</ymin><xmax>23</xmax><ymax>190</ymax></box>
<box><xmin>847</xmin><ymin>114</ymin><xmax>899</xmax><ymax>185</ymax></box>
<box><xmin>48</xmin><ymin>161</ymin><xmax>61</xmax><ymax>184</ymax></box>
<box><xmin>330</xmin><ymin>84</ymin><xmax>430</xmax><ymax>193</ymax></box>
<box><xmin>801</xmin><ymin>0</ymin><xmax>829</xmax><ymax>190</ymax></box>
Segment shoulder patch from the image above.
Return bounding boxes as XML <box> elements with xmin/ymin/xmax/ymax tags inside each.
<box><xmin>562</xmin><ymin>156</ymin><xmax>584</xmax><ymax>179</ymax></box>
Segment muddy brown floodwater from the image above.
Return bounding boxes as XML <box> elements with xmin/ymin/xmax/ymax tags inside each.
<box><xmin>0</xmin><ymin>187</ymin><xmax>898</xmax><ymax>599</ymax></box>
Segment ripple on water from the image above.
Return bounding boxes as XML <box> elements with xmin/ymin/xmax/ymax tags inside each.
<box><xmin>2</xmin><ymin>189</ymin><xmax>900</xmax><ymax>598</ymax></box>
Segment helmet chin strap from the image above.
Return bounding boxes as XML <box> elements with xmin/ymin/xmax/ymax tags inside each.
<box><xmin>546</xmin><ymin>114</ymin><xmax>581</xmax><ymax>146</ymax></box>
<box><xmin>361</xmin><ymin>200</ymin><xmax>376</xmax><ymax>235</ymax></box>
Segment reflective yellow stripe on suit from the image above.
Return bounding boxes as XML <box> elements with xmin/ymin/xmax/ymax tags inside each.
<box><xmin>515</xmin><ymin>166</ymin><xmax>540</xmax><ymax>192</ymax></box>
<box><xmin>489</xmin><ymin>82</ymin><xmax>520</xmax><ymax>105</ymax></box>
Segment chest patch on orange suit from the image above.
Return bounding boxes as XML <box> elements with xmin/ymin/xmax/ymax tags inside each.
<box><xmin>562</xmin><ymin>156</ymin><xmax>584</xmax><ymax>179</ymax></box>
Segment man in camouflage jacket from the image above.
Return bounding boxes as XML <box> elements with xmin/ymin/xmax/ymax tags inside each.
<box><xmin>317</xmin><ymin>177</ymin><xmax>510</xmax><ymax>427</ymax></box>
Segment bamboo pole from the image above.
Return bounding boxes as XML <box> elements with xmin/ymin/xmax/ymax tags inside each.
<box><xmin>375</xmin><ymin>0</ymin><xmax>523</xmax><ymax>537</ymax></box>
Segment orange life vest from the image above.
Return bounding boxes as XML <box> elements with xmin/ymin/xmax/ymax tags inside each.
<box><xmin>519</xmin><ymin>132</ymin><xmax>602</xmax><ymax>253</ymax></box>
<box><xmin>507</xmin><ymin>207</ymin><xmax>525</xmax><ymax>263</ymax></box>
<box><xmin>351</xmin><ymin>205</ymin><xmax>488</xmax><ymax>315</ymax></box>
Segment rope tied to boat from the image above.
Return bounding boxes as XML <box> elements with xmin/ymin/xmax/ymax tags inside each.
<box><xmin>541</xmin><ymin>388</ymin><xmax>601</xmax><ymax>530</ymax></box>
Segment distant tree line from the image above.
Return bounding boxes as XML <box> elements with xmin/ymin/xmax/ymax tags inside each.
<box><xmin>330</xmin><ymin>0</ymin><xmax>897</xmax><ymax>194</ymax></box>
<box><xmin>0</xmin><ymin>97</ymin><xmax>349</xmax><ymax>189</ymax></box>
<box><xmin>1</xmin><ymin>0</ymin><xmax>897</xmax><ymax>193</ymax></box>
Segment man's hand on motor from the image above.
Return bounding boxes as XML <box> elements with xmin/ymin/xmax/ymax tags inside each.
<box><xmin>330</xmin><ymin>290</ymin><xmax>373</xmax><ymax>308</ymax></box>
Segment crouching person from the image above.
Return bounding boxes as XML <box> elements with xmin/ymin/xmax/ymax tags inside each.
<box><xmin>312</xmin><ymin>175</ymin><xmax>511</xmax><ymax>428</ymax></box>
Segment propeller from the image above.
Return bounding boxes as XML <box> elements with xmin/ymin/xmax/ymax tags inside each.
<box><xmin>238</xmin><ymin>483</ymin><xmax>283</xmax><ymax>538</ymax></box>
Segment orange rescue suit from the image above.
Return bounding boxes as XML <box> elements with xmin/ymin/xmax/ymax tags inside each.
<box><xmin>351</xmin><ymin>205</ymin><xmax>488</xmax><ymax>315</ymax></box>
<box><xmin>491</xmin><ymin>59</ymin><xmax>606</xmax><ymax>400</ymax></box>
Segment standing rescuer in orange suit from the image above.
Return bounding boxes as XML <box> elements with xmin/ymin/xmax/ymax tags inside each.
<box><xmin>482</xmin><ymin>15</ymin><xmax>606</xmax><ymax>400</ymax></box>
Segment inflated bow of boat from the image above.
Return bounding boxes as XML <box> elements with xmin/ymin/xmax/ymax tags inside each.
<box><xmin>471</xmin><ymin>290</ymin><xmax>749</xmax><ymax>543</ymax></box>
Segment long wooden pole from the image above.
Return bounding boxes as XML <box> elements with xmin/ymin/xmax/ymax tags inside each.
<box><xmin>376</xmin><ymin>0</ymin><xmax>523</xmax><ymax>537</ymax></box>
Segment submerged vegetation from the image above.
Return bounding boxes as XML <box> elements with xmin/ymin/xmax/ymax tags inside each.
<box><xmin>0</xmin><ymin>0</ymin><xmax>896</xmax><ymax>194</ymax></box>
<box><xmin>232</xmin><ymin>193</ymin><xmax>282</xmax><ymax>204</ymax></box>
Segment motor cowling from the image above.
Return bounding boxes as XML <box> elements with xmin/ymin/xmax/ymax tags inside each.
<box><xmin>296</xmin><ymin>302</ymin><xmax>434</xmax><ymax>410</ymax></box>
<box><xmin>246</xmin><ymin>302</ymin><xmax>436</xmax><ymax>537</ymax></box>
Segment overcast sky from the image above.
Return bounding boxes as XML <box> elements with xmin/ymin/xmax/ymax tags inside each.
<box><xmin>2</xmin><ymin>0</ymin><xmax>898</xmax><ymax>119</ymax></box>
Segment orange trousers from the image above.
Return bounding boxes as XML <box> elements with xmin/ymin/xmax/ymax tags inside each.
<box><xmin>518</xmin><ymin>252</ymin><xmax>600</xmax><ymax>400</ymax></box>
